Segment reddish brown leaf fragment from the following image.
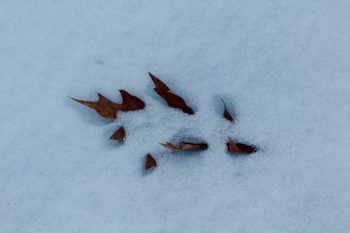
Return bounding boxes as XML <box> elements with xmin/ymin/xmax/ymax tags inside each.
<box><xmin>118</xmin><ymin>90</ymin><xmax>145</xmax><ymax>111</ymax></box>
<box><xmin>235</xmin><ymin>143</ymin><xmax>257</xmax><ymax>154</ymax></box>
<box><xmin>160</xmin><ymin>142</ymin><xmax>180</xmax><ymax>151</ymax></box>
<box><xmin>161</xmin><ymin>141</ymin><xmax>208</xmax><ymax>152</ymax></box>
<box><xmin>149</xmin><ymin>72</ymin><xmax>194</xmax><ymax>115</ymax></box>
<box><xmin>227</xmin><ymin>137</ymin><xmax>257</xmax><ymax>154</ymax></box>
<box><xmin>180</xmin><ymin>142</ymin><xmax>208</xmax><ymax>151</ymax></box>
<box><xmin>71</xmin><ymin>93</ymin><xmax>119</xmax><ymax>119</ymax></box>
<box><xmin>110</xmin><ymin>127</ymin><xmax>125</xmax><ymax>141</ymax></box>
<box><xmin>221</xmin><ymin>98</ymin><xmax>233</xmax><ymax>122</ymax></box>
<box><xmin>145</xmin><ymin>154</ymin><xmax>157</xmax><ymax>170</ymax></box>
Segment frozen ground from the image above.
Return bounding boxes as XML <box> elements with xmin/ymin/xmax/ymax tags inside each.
<box><xmin>1</xmin><ymin>0</ymin><xmax>350</xmax><ymax>232</ymax></box>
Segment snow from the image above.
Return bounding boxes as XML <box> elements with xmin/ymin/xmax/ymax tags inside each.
<box><xmin>1</xmin><ymin>0</ymin><xmax>350</xmax><ymax>232</ymax></box>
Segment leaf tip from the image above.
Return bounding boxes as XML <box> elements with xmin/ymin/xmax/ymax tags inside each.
<box><xmin>110</xmin><ymin>126</ymin><xmax>126</xmax><ymax>142</ymax></box>
<box><xmin>145</xmin><ymin>154</ymin><xmax>157</xmax><ymax>170</ymax></box>
<box><xmin>221</xmin><ymin>97</ymin><xmax>234</xmax><ymax>122</ymax></box>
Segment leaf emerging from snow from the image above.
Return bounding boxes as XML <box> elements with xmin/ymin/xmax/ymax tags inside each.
<box><xmin>149</xmin><ymin>72</ymin><xmax>194</xmax><ymax>115</ymax></box>
<box><xmin>118</xmin><ymin>90</ymin><xmax>145</xmax><ymax>111</ymax></box>
<box><xmin>110</xmin><ymin>126</ymin><xmax>126</xmax><ymax>141</ymax></box>
<box><xmin>161</xmin><ymin>141</ymin><xmax>208</xmax><ymax>151</ymax></box>
<box><xmin>71</xmin><ymin>90</ymin><xmax>145</xmax><ymax>120</ymax></box>
<box><xmin>226</xmin><ymin>137</ymin><xmax>257</xmax><ymax>154</ymax></box>
<box><xmin>221</xmin><ymin>98</ymin><xmax>233</xmax><ymax>122</ymax></box>
<box><xmin>160</xmin><ymin>142</ymin><xmax>180</xmax><ymax>151</ymax></box>
<box><xmin>145</xmin><ymin>154</ymin><xmax>157</xmax><ymax>170</ymax></box>
<box><xmin>179</xmin><ymin>142</ymin><xmax>208</xmax><ymax>151</ymax></box>
<box><xmin>71</xmin><ymin>93</ymin><xmax>119</xmax><ymax>119</ymax></box>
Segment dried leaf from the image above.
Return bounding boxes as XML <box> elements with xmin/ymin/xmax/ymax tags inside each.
<box><xmin>179</xmin><ymin>142</ymin><xmax>208</xmax><ymax>151</ymax></box>
<box><xmin>118</xmin><ymin>90</ymin><xmax>145</xmax><ymax>111</ymax></box>
<box><xmin>149</xmin><ymin>72</ymin><xmax>170</xmax><ymax>92</ymax></box>
<box><xmin>110</xmin><ymin>126</ymin><xmax>125</xmax><ymax>141</ymax></box>
<box><xmin>160</xmin><ymin>142</ymin><xmax>180</xmax><ymax>151</ymax></box>
<box><xmin>71</xmin><ymin>93</ymin><xmax>119</xmax><ymax>119</ymax></box>
<box><xmin>161</xmin><ymin>141</ymin><xmax>208</xmax><ymax>151</ymax></box>
<box><xmin>227</xmin><ymin>137</ymin><xmax>257</xmax><ymax>154</ymax></box>
<box><xmin>221</xmin><ymin>98</ymin><xmax>233</xmax><ymax>122</ymax></box>
<box><xmin>71</xmin><ymin>90</ymin><xmax>145</xmax><ymax>119</ymax></box>
<box><xmin>149</xmin><ymin>72</ymin><xmax>194</xmax><ymax>114</ymax></box>
<box><xmin>145</xmin><ymin>154</ymin><xmax>157</xmax><ymax>170</ymax></box>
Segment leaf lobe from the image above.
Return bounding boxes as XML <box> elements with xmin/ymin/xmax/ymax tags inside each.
<box><xmin>71</xmin><ymin>93</ymin><xmax>119</xmax><ymax>119</ymax></box>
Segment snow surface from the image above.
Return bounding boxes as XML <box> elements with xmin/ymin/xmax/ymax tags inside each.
<box><xmin>1</xmin><ymin>0</ymin><xmax>350</xmax><ymax>232</ymax></box>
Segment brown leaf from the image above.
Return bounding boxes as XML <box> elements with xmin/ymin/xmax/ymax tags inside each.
<box><xmin>149</xmin><ymin>72</ymin><xmax>194</xmax><ymax>114</ymax></box>
<box><xmin>110</xmin><ymin>126</ymin><xmax>125</xmax><ymax>141</ymax></box>
<box><xmin>221</xmin><ymin>98</ymin><xmax>233</xmax><ymax>122</ymax></box>
<box><xmin>71</xmin><ymin>93</ymin><xmax>119</xmax><ymax>119</ymax></box>
<box><xmin>227</xmin><ymin>137</ymin><xmax>257</xmax><ymax>154</ymax></box>
<box><xmin>179</xmin><ymin>142</ymin><xmax>208</xmax><ymax>151</ymax></box>
<box><xmin>149</xmin><ymin>72</ymin><xmax>170</xmax><ymax>92</ymax></box>
<box><xmin>118</xmin><ymin>90</ymin><xmax>145</xmax><ymax>111</ymax></box>
<box><xmin>145</xmin><ymin>154</ymin><xmax>157</xmax><ymax>170</ymax></box>
<box><xmin>71</xmin><ymin>90</ymin><xmax>145</xmax><ymax>119</ymax></box>
<box><xmin>161</xmin><ymin>141</ymin><xmax>208</xmax><ymax>151</ymax></box>
<box><xmin>160</xmin><ymin>142</ymin><xmax>180</xmax><ymax>151</ymax></box>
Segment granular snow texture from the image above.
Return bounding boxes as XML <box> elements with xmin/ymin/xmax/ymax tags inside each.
<box><xmin>1</xmin><ymin>1</ymin><xmax>350</xmax><ymax>232</ymax></box>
